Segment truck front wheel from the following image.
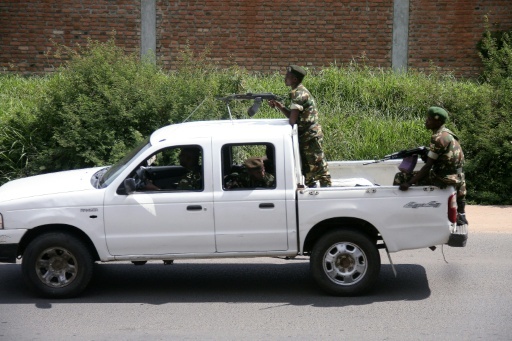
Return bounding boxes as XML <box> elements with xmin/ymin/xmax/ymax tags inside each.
<box><xmin>310</xmin><ymin>230</ymin><xmax>380</xmax><ymax>296</ymax></box>
<box><xmin>22</xmin><ymin>233</ymin><xmax>94</xmax><ymax>298</ymax></box>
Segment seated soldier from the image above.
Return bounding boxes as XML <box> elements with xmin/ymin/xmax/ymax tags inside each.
<box><xmin>224</xmin><ymin>157</ymin><xmax>275</xmax><ymax>189</ymax></box>
<box><xmin>143</xmin><ymin>147</ymin><xmax>202</xmax><ymax>191</ymax></box>
<box><xmin>244</xmin><ymin>157</ymin><xmax>275</xmax><ymax>188</ymax></box>
<box><xmin>176</xmin><ymin>147</ymin><xmax>202</xmax><ymax>190</ymax></box>
<box><xmin>393</xmin><ymin>106</ymin><xmax>467</xmax><ymax>227</ymax></box>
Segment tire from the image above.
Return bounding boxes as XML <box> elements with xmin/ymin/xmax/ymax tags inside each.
<box><xmin>310</xmin><ymin>229</ymin><xmax>380</xmax><ymax>296</ymax></box>
<box><xmin>22</xmin><ymin>233</ymin><xmax>94</xmax><ymax>298</ymax></box>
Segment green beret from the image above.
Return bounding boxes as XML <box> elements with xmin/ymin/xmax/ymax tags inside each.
<box><xmin>427</xmin><ymin>106</ymin><xmax>448</xmax><ymax>122</ymax></box>
<box><xmin>287</xmin><ymin>65</ymin><xmax>307</xmax><ymax>79</ymax></box>
<box><xmin>244</xmin><ymin>157</ymin><xmax>264</xmax><ymax>170</ymax></box>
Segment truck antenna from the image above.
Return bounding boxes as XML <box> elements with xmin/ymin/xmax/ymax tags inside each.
<box><xmin>182</xmin><ymin>97</ymin><xmax>208</xmax><ymax>123</ymax></box>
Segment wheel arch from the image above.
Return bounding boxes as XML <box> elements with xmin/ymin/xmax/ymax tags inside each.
<box><xmin>18</xmin><ymin>224</ymin><xmax>100</xmax><ymax>261</ymax></box>
<box><xmin>302</xmin><ymin>217</ymin><xmax>382</xmax><ymax>255</ymax></box>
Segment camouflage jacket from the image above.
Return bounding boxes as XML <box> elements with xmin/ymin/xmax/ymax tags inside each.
<box><xmin>243</xmin><ymin>172</ymin><xmax>275</xmax><ymax>188</ymax></box>
<box><xmin>289</xmin><ymin>84</ymin><xmax>323</xmax><ymax>139</ymax></box>
<box><xmin>428</xmin><ymin>126</ymin><xmax>465</xmax><ymax>184</ymax></box>
<box><xmin>177</xmin><ymin>167</ymin><xmax>202</xmax><ymax>190</ymax></box>
<box><xmin>225</xmin><ymin>171</ymin><xmax>275</xmax><ymax>189</ymax></box>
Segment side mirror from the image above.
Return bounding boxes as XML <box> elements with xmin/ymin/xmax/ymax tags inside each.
<box><xmin>124</xmin><ymin>178</ymin><xmax>137</xmax><ymax>194</ymax></box>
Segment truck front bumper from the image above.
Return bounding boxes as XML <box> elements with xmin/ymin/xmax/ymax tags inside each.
<box><xmin>0</xmin><ymin>229</ymin><xmax>27</xmax><ymax>263</ymax></box>
<box><xmin>0</xmin><ymin>244</ymin><xmax>18</xmax><ymax>263</ymax></box>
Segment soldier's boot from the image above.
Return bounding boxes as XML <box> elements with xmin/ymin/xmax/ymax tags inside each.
<box><xmin>457</xmin><ymin>213</ymin><xmax>468</xmax><ymax>226</ymax></box>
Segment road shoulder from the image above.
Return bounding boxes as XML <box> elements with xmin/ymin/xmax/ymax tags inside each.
<box><xmin>466</xmin><ymin>205</ymin><xmax>512</xmax><ymax>233</ymax></box>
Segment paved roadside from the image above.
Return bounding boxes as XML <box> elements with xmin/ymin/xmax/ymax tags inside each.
<box><xmin>466</xmin><ymin>205</ymin><xmax>512</xmax><ymax>233</ymax></box>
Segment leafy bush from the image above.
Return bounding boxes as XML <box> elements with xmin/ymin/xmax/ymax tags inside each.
<box><xmin>478</xmin><ymin>16</ymin><xmax>512</xmax><ymax>84</ymax></box>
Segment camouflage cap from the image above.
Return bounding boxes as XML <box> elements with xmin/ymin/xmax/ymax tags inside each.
<box><xmin>244</xmin><ymin>157</ymin><xmax>264</xmax><ymax>170</ymax></box>
<box><xmin>427</xmin><ymin>106</ymin><xmax>448</xmax><ymax>123</ymax></box>
<box><xmin>287</xmin><ymin>65</ymin><xmax>307</xmax><ymax>79</ymax></box>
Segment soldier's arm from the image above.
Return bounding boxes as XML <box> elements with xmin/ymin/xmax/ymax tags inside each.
<box><xmin>399</xmin><ymin>157</ymin><xmax>435</xmax><ymax>191</ymax></box>
<box><xmin>288</xmin><ymin>109</ymin><xmax>299</xmax><ymax>126</ymax></box>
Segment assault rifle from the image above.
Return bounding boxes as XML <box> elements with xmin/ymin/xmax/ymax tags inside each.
<box><xmin>216</xmin><ymin>92</ymin><xmax>284</xmax><ymax>117</ymax></box>
<box><xmin>364</xmin><ymin>146</ymin><xmax>429</xmax><ymax>165</ymax></box>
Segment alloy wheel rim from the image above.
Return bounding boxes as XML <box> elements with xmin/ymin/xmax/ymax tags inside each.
<box><xmin>322</xmin><ymin>242</ymin><xmax>368</xmax><ymax>286</ymax></box>
<box><xmin>35</xmin><ymin>247</ymin><xmax>78</xmax><ymax>288</ymax></box>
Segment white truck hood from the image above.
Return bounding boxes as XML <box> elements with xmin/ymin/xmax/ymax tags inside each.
<box><xmin>0</xmin><ymin>167</ymin><xmax>103</xmax><ymax>203</ymax></box>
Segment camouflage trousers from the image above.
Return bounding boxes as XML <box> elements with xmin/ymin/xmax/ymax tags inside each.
<box><xmin>299</xmin><ymin>135</ymin><xmax>331</xmax><ymax>187</ymax></box>
<box><xmin>393</xmin><ymin>171</ymin><xmax>467</xmax><ymax>209</ymax></box>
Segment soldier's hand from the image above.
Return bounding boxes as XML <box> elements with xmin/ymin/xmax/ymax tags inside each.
<box><xmin>399</xmin><ymin>182</ymin><xmax>411</xmax><ymax>191</ymax></box>
<box><xmin>268</xmin><ymin>100</ymin><xmax>282</xmax><ymax>110</ymax></box>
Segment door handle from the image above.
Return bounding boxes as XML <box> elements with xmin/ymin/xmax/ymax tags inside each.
<box><xmin>259</xmin><ymin>203</ymin><xmax>274</xmax><ymax>209</ymax></box>
<box><xmin>187</xmin><ymin>205</ymin><xmax>203</xmax><ymax>211</ymax></box>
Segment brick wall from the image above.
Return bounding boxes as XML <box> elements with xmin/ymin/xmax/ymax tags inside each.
<box><xmin>157</xmin><ymin>0</ymin><xmax>393</xmax><ymax>72</ymax></box>
<box><xmin>408</xmin><ymin>0</ymin><xmax>512</xmax><ymax>78</ymax></box>
<box><xmin>1</xmin><ymin>0</ymin><xmax>511</xmax><ymax>77</ymax></box>
<box><xmin>0</xmin><ymin>0</ymin><xmax>140</xmax><ymax>73</ymax></box>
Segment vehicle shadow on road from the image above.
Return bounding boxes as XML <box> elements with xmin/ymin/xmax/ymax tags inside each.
<box><xmin>0</xmin><ymin>262</ymin><xmax>430</xmax><ymax>307</ymax></box>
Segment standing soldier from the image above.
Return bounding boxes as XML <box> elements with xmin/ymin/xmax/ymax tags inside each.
<box><xmin>268</xmin><ymin>65</ymin><xmax>331</xmax><ymax>187</ymax></box>
<box><xmin>394</xmin><ymin>106</ymin><xmax>468</xmax><ymax>227</ymax></box>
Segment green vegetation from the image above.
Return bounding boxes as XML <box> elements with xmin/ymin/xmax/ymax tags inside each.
<box><xmin>1</xmin><ymin>32</ymin><xmax>511</xmax><ymax>204</ymax></box>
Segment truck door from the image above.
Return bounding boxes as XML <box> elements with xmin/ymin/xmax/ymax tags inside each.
<box><xmin>104</xmin><ymin>141</ymin><xmax>215</xmax><ymax>256</ymax></box>
<box><xmin>212</xmin><ymin>142</ymin><xmax>289</xmax><ymax>252</ymax></box>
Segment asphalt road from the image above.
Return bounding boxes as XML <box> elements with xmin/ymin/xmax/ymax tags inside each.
<box><xmin>0</xmin><ymin>216</ymin><xmax>511</xmax><ymax>340</ymax></box>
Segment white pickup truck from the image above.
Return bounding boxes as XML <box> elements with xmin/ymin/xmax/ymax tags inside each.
<box><xmin>0</xmin><ymin>118</ymin><xmax>466</xmax><ymax>298</ymax></box>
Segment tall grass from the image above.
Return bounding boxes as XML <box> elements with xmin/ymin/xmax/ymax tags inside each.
<box><xmin>0</xmin><ymin>74</ymin><xmax>48</xmax><ymax>125</ymax></box>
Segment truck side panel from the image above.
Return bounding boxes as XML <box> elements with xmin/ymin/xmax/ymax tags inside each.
<box><xmin>297</xmin><ymin>186</ymin><xmax>453</xmax><ymax>252</ymax></box>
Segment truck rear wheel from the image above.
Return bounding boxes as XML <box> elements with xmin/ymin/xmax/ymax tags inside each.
<box><xmin>310</xmin><ymin>230</ymin><xmax>380</xmax><ymax>296</ymax></box>
<box><xmin>22</xmin><ymin>233</ymin><xmax>93</xmax><ymax>298</ymax></box>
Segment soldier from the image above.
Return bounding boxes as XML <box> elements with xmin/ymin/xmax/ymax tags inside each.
<box><xmin>268</xmin><ymin>65</ymin><xmax>331</xmax><ymax>187</ymax></box>
<box><xmin>394</xmin><ymin>106</ymin><xmax>468</xmax><ymax>226</ymax></box>
<box><xmin>224</xmin><ymin>157</ymin><xmax>275</xmax><ymax>189</ymax></box>
<box><xmin>243</xmin><ymin>157</ymin><xmax>275</xmax><ymax>188</ymax></box>
<box><xmin>176</xmin><ymin>147</ymin><xmax>202</xmax><ymax>190</ymax></box>
<box><xmin>142</xmin><ymin>147</ymin><xmax>202</xmax><ymax>191</ymax></box>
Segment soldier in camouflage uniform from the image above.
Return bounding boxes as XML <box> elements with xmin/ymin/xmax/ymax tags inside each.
<box><xmin>268</xmin><ymin>65</ymin><xmax>331</xmax><ymax>187</ymax></box>
<box><xmin>139</xmin><ymin>147</ymin><xmax>202</xmax><ymax>191</ymax></box>
<box><xmin>176</xmin><ymin>147</ymin><xmax>202</xmax><ymax>190</ymax></box>
<box><xmin>224</xmin><ymin>157</ymin><xmax>275</xmax><ymax>189</ymax></box>
<box><xmin>394</xmin><ymin>107</ymin><xmax>468</xmax><ymax>225</ymax></box>
<box><xmin>243</xmin><ymin>157</ymin><xmax>275</xmax><ymax>188</ymax></box>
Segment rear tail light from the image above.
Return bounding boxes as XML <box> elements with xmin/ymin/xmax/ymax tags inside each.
<box><xmin>448</xmin><ymin>192</ymin><xmax>457</xmax><ymax>223</ymax></box>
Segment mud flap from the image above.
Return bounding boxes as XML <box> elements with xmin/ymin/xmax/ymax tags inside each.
<box><xmin>385</xmin><ymin>248</ymin><xmax>397</xmax><ymax>277</ymax></box>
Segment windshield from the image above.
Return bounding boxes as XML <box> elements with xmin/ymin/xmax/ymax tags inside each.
<box><xmin>99</xmin><ymin>138</ymin><xmax>151</xmax><ymax>188</ymax></box>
